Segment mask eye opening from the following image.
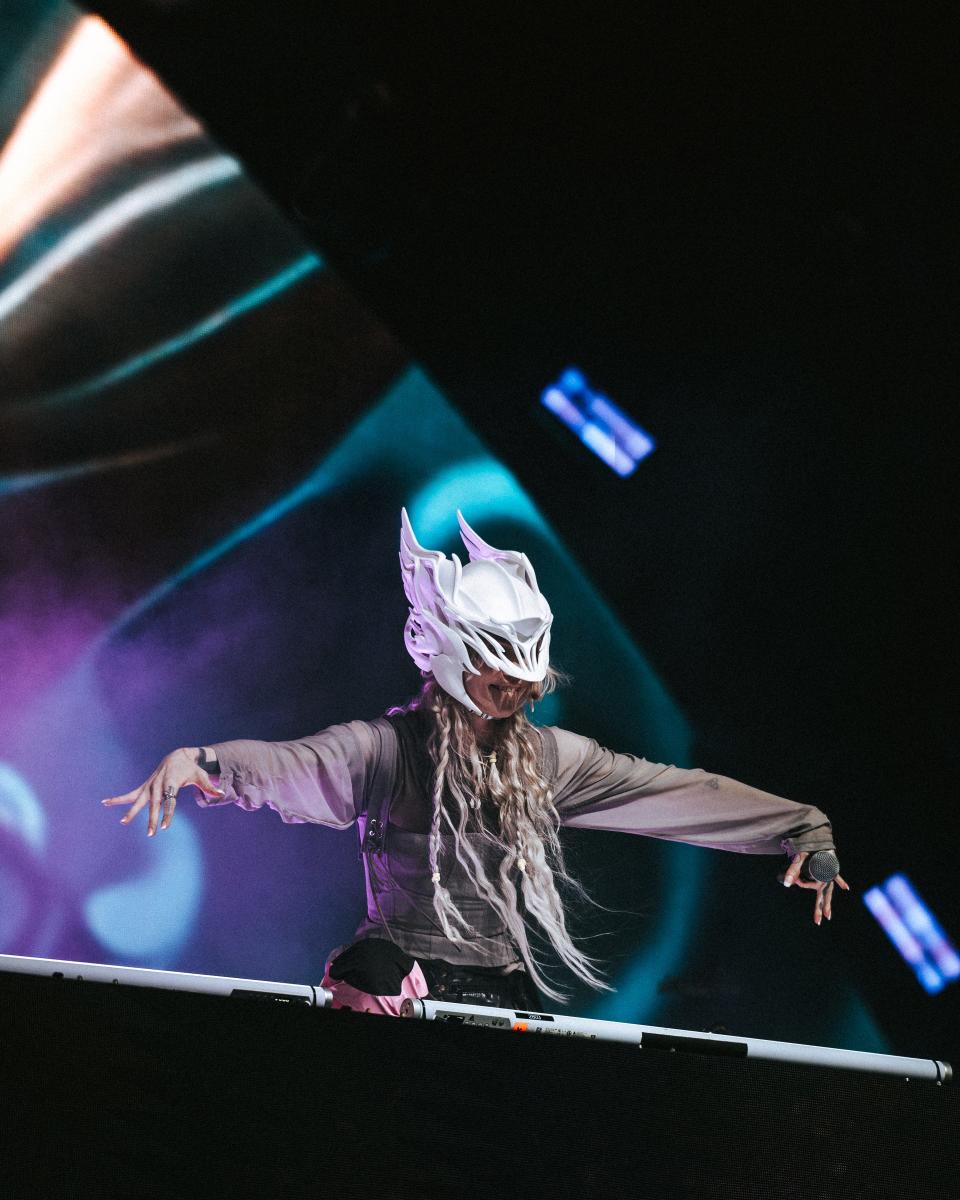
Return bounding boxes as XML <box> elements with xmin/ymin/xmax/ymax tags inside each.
<box><xmin>491</xmin><ymin>634</ymin><xmax>520</xmax><ymax>665</ymax></box>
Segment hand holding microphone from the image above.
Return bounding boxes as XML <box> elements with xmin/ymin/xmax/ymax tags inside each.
<box><xmin>781</xmin><ymin>850</ymin><xmax>850</xmax><ymax>925</ymax></box>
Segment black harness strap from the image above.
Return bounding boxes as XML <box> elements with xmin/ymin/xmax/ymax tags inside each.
<box><xmin>357</xmin><ymin>716</ymin><xmax>401</xmax><ymax>859</ymax></box>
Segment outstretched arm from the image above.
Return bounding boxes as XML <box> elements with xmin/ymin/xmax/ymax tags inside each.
<box><xmin>103</xmin><ymin>719</ymin><xmax>393</xmax><ymax>835</ymax></box>
<box><xmin>548</xmin><ymin>727</ymin><xmax>849</xmax><ymax>924</ymax></box>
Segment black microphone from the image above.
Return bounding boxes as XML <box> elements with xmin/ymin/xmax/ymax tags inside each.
<box><xmin>799</xmin><ymin>850</ymin><xmax>840</xmax><ymax>884</ymax></box>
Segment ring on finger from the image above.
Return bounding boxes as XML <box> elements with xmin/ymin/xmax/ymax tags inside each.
<box><xmin>162</xmin><ymin>786</ymin><xmax>177</xmax><ymax>801</ymax></box>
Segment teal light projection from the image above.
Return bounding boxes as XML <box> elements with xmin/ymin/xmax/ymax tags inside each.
<box><xmin>83</xmin><ymin>813</ymin><xmax>204</xmax><ymax>963</ymax></box>
<box><xmin>407</xmin><ymin>460</ymin><xmax>550</xmax><ymax>546</ymax></box>
<box><xmin>16</xmin><ymin>253</ymin><xmax>322</xmax><ymax>413</ymax></box>
<box><xmin>0</xmin><ymin>763</ymin><xmax>46</xmax><ymax>853</ymax></box>
<box><xmin>832</xmin><ymin>991</ymin><xmax>891</xmax><ymax>1054</ymax></box>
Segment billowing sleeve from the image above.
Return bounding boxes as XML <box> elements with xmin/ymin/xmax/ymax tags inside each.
<box><xmin>549</xmin><ymin>727</ymin><xmax>835</xmax><ymax>856</ymax></box>
<box><xmin>196</xmin><ymin>719</ymin><xmax>391</xmax><ymax>828</ymax></box>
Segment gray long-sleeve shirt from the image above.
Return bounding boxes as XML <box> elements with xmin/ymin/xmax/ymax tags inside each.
<box><xmin>202</xmin><ymin>710</ymin><xmax>834</xmax><ymax>967</ymax></box>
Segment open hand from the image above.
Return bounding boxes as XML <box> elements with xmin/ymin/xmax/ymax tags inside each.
<box><xmin>782</xmin><ymin>851</ymin><xmax>850</xmax><ymax>925</ymax></box>
<box><xmin>102</xmin><ymin>747</ymin><xmax>223</xmax><ymax>836</ymax></box>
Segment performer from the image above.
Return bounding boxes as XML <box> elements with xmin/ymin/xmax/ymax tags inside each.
<box><xmin>103</xmin><ymin>510</ymin><xmax>848</xmax><ymax>1013</ymax></box>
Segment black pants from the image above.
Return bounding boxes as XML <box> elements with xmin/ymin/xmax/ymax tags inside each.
<box><xmin>328</xmin><ymin>938</ymin><xmax>542</xmax><ymax>1010</ymax></box>
<box><xmin>418</xmin><ymin>957</ymin><xmax>542</xmax><ymax>1010</ymax></box>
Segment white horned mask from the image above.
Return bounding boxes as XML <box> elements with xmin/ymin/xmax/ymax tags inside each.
<box><xmin>399</xmin><ymin>508</ymin><xmax>553</xmax><ymax>716</ymax></box>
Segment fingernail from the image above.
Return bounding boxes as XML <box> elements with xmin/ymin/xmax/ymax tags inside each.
<box><xmin>783</xmin><ymin>880</ymin><xmax>792</xmax><ymax>888</ymax></box>
<box><xmin>101</xmin><ymin>799</ymin><xmax>110</xmax><ymax>805</ymax></box>
<box><xmin>148</xmin><ymin>829</ymin><xmax>154</xmax><ymax>837</ymax></box>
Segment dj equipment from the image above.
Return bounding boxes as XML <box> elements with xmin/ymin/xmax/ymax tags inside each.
<box><xmin>3</xmin><ymin>952</ymin><xmax>948</xmax><ymax>1084</ymax></box>
<box><xmin>400</xmin><ymin>996</ymin><xmax>951</xmax><ymax>1084</ymax></box>
<box><xmin>3</xmin><ymin>951</ymin><xmax>956</xmax><ymax>1196</ymax></box>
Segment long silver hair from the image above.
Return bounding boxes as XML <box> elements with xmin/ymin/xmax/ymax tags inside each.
<box><xmin>397</xmin><ymin>668</ymin><xmax>611</xmax><ymax>1002</ymax></box>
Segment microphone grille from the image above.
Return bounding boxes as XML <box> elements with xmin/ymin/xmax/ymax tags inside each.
<box><xmin>806</xmin><ymin>850</ymin><xmax>840</xmax><ymax>883</ymax></box>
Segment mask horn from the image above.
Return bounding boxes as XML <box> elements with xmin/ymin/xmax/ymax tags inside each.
<box><xmin>399</xmin><ymin>508</ymin><xmax>447</xmax><ymax>606</ymax></box>
<box><xmin>456</xmin><ymin>509</ymin><xmax>541</xmax><ymax>594</ymax></box>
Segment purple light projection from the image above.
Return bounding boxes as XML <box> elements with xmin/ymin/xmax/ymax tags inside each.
<box><xmin>0</xmin><ymin>6</ymin><xmax>399</xmax><ymax>978</ymax></box>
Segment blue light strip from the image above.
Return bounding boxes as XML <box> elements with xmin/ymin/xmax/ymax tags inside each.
<box><xmin>884</xmin><ymin>875</ymin><xmax>960</xmax><ymax>981</ymax></box>
<box><xmin>863</xmin><ymin>873</ymin><xmax>959</xmax><ymax>994</ymax></box>
<box><xmin>540</xmin><ymin>367</ymin><xmax>654</xmax><ymax>477</ymax></box>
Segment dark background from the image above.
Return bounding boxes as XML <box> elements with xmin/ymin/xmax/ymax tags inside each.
<box><xmin>3</xmin><ymin>970</ymin><xmax>956</xmax><ymax>1200</ymax></box>
<box><xmin>1</xmin><ymin>2</ymin><xmax>956</xmax><ymax>1064</ymax></box>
